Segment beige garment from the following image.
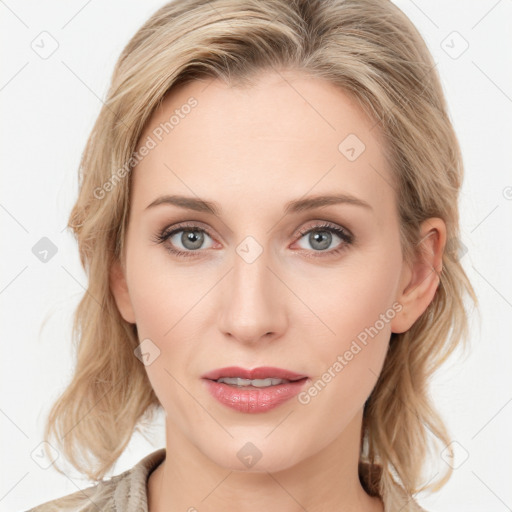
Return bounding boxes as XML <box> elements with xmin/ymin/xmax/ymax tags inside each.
<box><xmin>25</xmin><ymin>448</ymin><xmax>427</xmax><ymax>511</ymax></box>
<box><xmin>25</xmin><ymin>449</ymin><xmax>166</xmax><ymax>512</ymax></box>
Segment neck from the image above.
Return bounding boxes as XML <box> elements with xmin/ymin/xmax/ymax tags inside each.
<box><xmin>147</xmin><ymin>408</ymin><xmax>383</xmax><ymax>512</ymax></box>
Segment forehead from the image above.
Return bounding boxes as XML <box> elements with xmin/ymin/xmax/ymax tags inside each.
<box><xmin>131</xmin><ymin>70</ymin><xmax>395</xmax><ymax>220</ymax></box>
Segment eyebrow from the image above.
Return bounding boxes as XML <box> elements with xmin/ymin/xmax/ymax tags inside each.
<box><xmin>145</xmin><ymin>193</ymin><xmax>373</xmax><ymax>215</ymax></box>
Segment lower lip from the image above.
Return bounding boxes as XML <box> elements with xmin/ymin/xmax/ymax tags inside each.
<box><xmin>202</xmin><ymin>378</ymin><xmax>308</xmax><ymax>413</ymax></box>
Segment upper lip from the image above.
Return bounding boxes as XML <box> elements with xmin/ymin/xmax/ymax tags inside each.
<box><xmin>201</xmin><ymin>366</ymin><xmax>308</xmax><ymax>382</ymax></box>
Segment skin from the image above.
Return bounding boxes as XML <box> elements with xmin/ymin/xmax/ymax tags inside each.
<box><xmin>110</xmin><ymin>69</ymin><xmax>445</xmax><ymax>512</ymax></box>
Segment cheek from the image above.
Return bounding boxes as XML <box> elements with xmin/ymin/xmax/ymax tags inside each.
<box><xmin>302</xmin><ymin>249</ymin><xmax>401</xmax><ymax>396</ymax></box>
<box><xmin>126</xmin><ymin>240</ymin><xmax>203</xmax><ymax>337</ymax></box>
<box><xmin>125</xmin><ymin>245</ymin><xmax>215</xmax><ymax>405</ymax></box>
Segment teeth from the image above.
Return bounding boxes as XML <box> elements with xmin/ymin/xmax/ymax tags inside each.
<box><xmin>216</xmin><ymin>377</ymin><xmax>288</xmax><ymax>387</ymax></box>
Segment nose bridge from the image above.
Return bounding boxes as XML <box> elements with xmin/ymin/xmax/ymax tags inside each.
<box><xmin>218</xmin><ymin>236</ymin><xmax>286</xmax><ymax>342</ymax></box>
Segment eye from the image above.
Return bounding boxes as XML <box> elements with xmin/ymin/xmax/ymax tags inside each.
<box><xmin>152</xmin><ymin>220</ymin><xmax>354</xmax><ymax>259</ymax></box>
<box><xmin>151</xmin><ymin>222</ymin><xmax>215</xmax><ymax>258</ymax></box>
<box><xmin>293</xmin><ymin>222</ymin><xmax>353</xmax><ymax>257</ymax></box>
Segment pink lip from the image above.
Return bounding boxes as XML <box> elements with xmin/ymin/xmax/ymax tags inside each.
<box><xmin>200</xmin><ymin>366</ymin><xmax>309</xmax><ymax>413</ymax></box>
<box><xmin>200</xmin><ymin>366</ymin><xmax>308</xmax><ymax>381</ymax></box>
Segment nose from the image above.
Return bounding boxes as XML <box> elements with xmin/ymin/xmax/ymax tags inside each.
<box><xmin>217</xmin><ymin>246</ymin><xmax>288</xmax><ymax>345</ymax></box>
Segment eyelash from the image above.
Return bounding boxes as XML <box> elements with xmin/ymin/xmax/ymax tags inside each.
<box><xmin>151</xmin><ymin>221</ymin><xmax>354</xmax><ymax>259</ymax></box>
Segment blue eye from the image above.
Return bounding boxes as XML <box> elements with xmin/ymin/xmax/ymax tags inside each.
<box><xmin>152</xmin><ymin>221</ymin><xmax>354</xmax><ymax>259</ymax></box>
<box><xmin>151</xmin><ymin>222</ymin><xmax>214</xmax><ymax>259</ymax></box>
<box><xmin>294</xmin><ymin>222</ymin><xmax>353</xmax><ymax>258</ymax></box>
<box><xmin>167</xmin><ymin>227</ymin><xmax>214</xmax><ymax>252</ymax></box>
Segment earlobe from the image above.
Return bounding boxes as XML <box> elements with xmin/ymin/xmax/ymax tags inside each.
<box><xmin>110</xmin><ymin>259</ymin><xmax>136</xmax><ymax>324</ymax></box>
<box><xmin>390</xmin><ymin>218</ymin><xmax>446</xmax><ymax>334</ymax></box>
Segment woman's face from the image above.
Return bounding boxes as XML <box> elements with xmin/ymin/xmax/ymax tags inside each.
<box><xmin>111</xmin><ymin>70</ymin><xmax>423</xmax><ymax>472</ymax></box>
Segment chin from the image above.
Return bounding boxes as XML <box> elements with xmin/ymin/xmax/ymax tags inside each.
<box><xmin>199</xmin><ymin>436</ymin><xmax>307</xmax><ymax>474</ymax></box>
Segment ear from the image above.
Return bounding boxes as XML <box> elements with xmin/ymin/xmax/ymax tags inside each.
<box><xmin>390</xmin><ymin>218</ymin><xmax>446</xmax><ymax>334</ymax></box>
<box><xmin>110</xmin><ymin>259</ymin><xmax>136</xmax><ymax>324</ymax></box>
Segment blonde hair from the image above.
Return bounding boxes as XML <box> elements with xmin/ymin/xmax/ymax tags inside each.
<box><xmin>42</xmin><ymin>0</ymin><xmax>478</xmax><ymax>508</ymax></box>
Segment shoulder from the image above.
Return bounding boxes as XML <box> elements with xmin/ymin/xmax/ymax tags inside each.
<box><xmin>24</xmin><ymin>448</ymin><xmax>166</xmax><ymax>512</ymax></box>
<box><xmin>24</xmin><ymin>477</ymin><xmax>118</xmax><ymax>512</ymax></box>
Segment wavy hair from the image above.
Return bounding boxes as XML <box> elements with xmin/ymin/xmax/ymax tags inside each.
<box><xmin>41</xmin><ymin>0</ymin><xmax>478</xmax><ymax>509</ymax></box>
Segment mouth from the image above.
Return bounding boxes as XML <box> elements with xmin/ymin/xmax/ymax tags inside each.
<box><xmin>212</xmin><ymin>376</ymin><xmax>307</xmax><ymax>388</ymax></box>
<box><xmin>200</xmin><ymin>366</ymin><xmax>308</xmax><ymax>386</ymax></box>
<box><xmin>201</xmin><ymin>366</ymin><xmax>310</xmax><ymax>413</ymax></box>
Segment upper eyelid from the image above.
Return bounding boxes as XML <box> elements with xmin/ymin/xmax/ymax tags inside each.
<box><xmin>161</xmin><ymin>220</ymin><xmax>211</xmax><ymax>235</ymax></box>
<box><xmin>297</xmin><ymin>222</ymin><xmax>351</xmax><ymax>236</ymax></box>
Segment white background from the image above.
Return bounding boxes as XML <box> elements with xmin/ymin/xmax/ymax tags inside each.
<box><xmin>1</xmin><ymin>1</ymin><xmax>511</xmax><ymax>511</ymax></box>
